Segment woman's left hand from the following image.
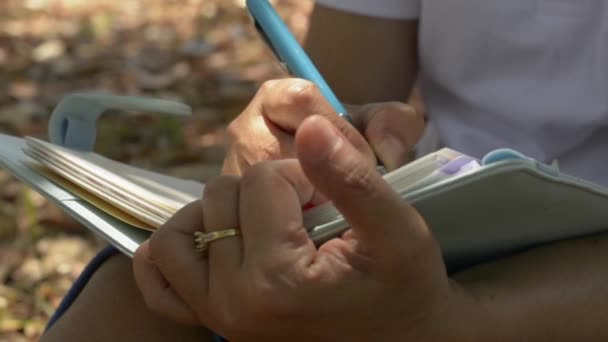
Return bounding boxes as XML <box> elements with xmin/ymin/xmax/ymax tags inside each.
<box><xmin>133</xmin><ymin>115</ymin><xmax>481</xmax><ymax>341</ymax></box>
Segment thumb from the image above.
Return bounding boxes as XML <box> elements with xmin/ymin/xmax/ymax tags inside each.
<box><xmin>295</xmin><ymin>115</ymin><xmax>430</xmax><ymax>251</ymax></box>
<box><xmin>351</xmin><ymin>102</ymin><xmax>424</xmax><ymax>171</ymax></box>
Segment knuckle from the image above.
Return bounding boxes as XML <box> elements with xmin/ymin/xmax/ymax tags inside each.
<box><xmin>380</xmin><ymin>102</ymin><xmax>411</xmax><ymax>119</ymax></box>
<box><xmin>283</xmin><ymin>80</ymin><xmax>316</xmax><ymax>107</ymax></box>
<box><xmin>261</xmin><ymin>79</ymin><xmax>317</xmax><ymax>116</ymax></box>
<box><xmin>241</xmin><ymin>161</ymin><xmax>273</xmax><ymax>187</ymax></box>
<box><xmin>242</xmin><ymin>161</ymin><xmax>294</xmax><ymax>195</ymax></box>
<box><xmin>227</xmin><ymin>134</ymin><xmax>283</xmax><ymax>169</ymax></box>
<box><xmin>225</xmin><ymin>121</ymin><xmax>253</xmax><ymax>156</ymax></box>
<box><xmin>369</xmin><ymin>103</ymin><xmax>391</xmax><ymax>119</ymax></box>
<box><xmin>204</xmin><ymin>176</ymin><xmax>239</xmax><ymax>201</ymax></box>
<box><xmin>225</xmin><ymin>119</ymin><xmax>242</xmax><ymax>141</ymax></box>
<box><xmin>391</xmin><ymin>102</ymin><xmax>424</xmax><ymax>126</ymax></box>
<box><xmin>233</xmin><ymin>137</ymin><xmax>252</xmax><ymax>157</ymax></box>
<box><xmin>340</xmin><ymin>161</ymin><xmax>377</xmax><ymax>197</ymax></box>
<box><xmin>260</xmin><ymin>138</ymin><xmax>282</xmax><ymax>160</ymax></box>
<box><xmin>367</xmin><ymin>102</ymin><xmax>417</xmax><ymax>123</ymax></box>
<box><xmin>363</xmin><ymin>102</ymin><xmax>424</xmax><ymax>149</ymax></box>
<box><xmin>259</xmin><ymin>79</ymin><xmax>279</xmax><ymax>95</ymax></box>
<box><xmin>390</xmin><ymin>101</ymin><xmax>416</xmax><ymax>114</ymax></box>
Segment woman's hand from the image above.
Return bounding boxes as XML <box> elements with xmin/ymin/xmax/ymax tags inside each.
<box><xmin>222</xmin><ymin>78</ymin><xmax>424</xmax><ymax>175</ymax></box>
<box><xmin>134</xmin><ymin>115</ymin><xmax>479</xmax><ymax>341</ymax></box>
<box><xmin>133</xmin><ymin>111</ymin><xmax>608</xmax><ymax>342</ymax></box>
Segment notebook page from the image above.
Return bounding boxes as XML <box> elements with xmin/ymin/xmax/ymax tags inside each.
<box><xmin>25</xmin><ymin>137</ymin><xmax>199</xmax><ymax>206</ymax></box>
<box><xmin>303</xmin><ymin>148</ymin><xmax>467</xmax><ymax>229</ymax></box>
<box><xmin>383</xmin><ymin>148</ymin><xmax>462</xmax><ymax>190</ymax></box>
<box><xmin>25</xmin><ymin>140</ymin><xmax>177</xmax><ymax>218</ymax></box>
<box><xmin>24</xmin><ymin>137</ymin><xmax>201</xmax><ymax>223</ymax></box>
<box><xmin>81</xmin><ymin>153</ymin><xmax>202</xmax><ymax>201</ymax></box>
<box><xmin>28</xmin><ymin>162</ymin><xmax>156</xmax><ymax>230</ymax></box>
<box><xmin>25</xmin><ymin>147</ymin><xmax>168</xmax><ymax>227</ymax></box>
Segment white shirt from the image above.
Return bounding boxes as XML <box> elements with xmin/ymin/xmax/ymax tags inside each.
<box><xmin>316</xmin><ymin>0</ymin><xmax>608</xmax><ymax>186</ymax></box>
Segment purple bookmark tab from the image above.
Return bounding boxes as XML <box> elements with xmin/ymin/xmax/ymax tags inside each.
<box><xmin>439</xmin><ymin>156</ymin><xmax>477</xmax><ymax>175</ymax></box>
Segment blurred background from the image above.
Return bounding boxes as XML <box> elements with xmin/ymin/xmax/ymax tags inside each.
<box><xmin>0</xmin><ymin>0</ymin><xmax>312</xmax><ymax>340</ymax></box>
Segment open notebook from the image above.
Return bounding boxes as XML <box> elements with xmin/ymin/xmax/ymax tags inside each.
<box><xmin>3</xmin><ymin>133</ymin><xmax>608</xmax><ymax>271</ymax></box>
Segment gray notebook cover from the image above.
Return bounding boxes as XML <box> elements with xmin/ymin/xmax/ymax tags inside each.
<box><xmin>2</xmin><ymin>133</ymin><xmax>608</xmax><ymax>271</ymax></box>
<box><xmin>0</xmin><ymin>134</ymin><xmax>149</xmax><ymax>256</ymax></box>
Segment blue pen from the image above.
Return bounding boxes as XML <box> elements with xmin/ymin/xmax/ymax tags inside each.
<box><xmin>246</xmin><ymin>0</ymin><xmax>353</xmax><ymax>124</ymax></box>
<box><xmin>247</xmin><ymin>0</ymin><xmax>388</xmax><ymax>173</ymax></box>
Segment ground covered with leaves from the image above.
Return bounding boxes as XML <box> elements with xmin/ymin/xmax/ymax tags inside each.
<box><xmin>0</xmin><ymin>1</ymin><xmax>312</xmax><ymax>340</ymax></box>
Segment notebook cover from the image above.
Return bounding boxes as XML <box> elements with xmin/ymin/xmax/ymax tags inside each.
<box><xmin>3</xmin><ymin>133</ymin><xmax>608</xmax><ymax>271</ymax></box>
<box><xmin>310</xmin><ymin>158</ymin><xmax>608</xmax><ymax>271</ymax></box>
<box><xmin>0</xmin><ymin>134</ymin><xmax>150</xmax><ymax>256</ymax></box>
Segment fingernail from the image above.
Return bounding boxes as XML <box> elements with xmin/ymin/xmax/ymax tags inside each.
<box><xmin>373</xmin><ymin>135</ymin><xmax>406</xmax><ymax>171</ymax></box>
<box><xmin>288</xmin><ymin>80</ymin><xmax>310</xmax><ymax>94</ymax></box>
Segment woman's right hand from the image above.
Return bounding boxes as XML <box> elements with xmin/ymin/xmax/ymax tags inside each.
<box><xmin>221</xmin><ymin>78</ymin><xmax>424</xmax><ymax>175</ymax></box>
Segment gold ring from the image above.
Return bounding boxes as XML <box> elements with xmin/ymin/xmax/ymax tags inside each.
<box><xmin>194</xmin><ymin>229</ymin><xmax>240</xmax><ymax>253</ymax></box>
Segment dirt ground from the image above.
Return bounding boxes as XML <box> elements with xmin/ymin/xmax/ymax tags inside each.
<box><xmin>0</xmin><ymin>1</ymin><xmax>313</xmax><ymax>340</ymax></box>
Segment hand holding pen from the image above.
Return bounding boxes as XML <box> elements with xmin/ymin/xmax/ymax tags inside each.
<box><xmin>246</xmin><ymin>0</ymin><xmax>351</xmax><ymax>122</ymax></box>
<box><xmin>221</xmin><ymin>78</ymin><xmax>423</xmax><ymax>176</ymax></box>
<box><xmin>244</xmin><ymin>0</ymin><xmax>423</xmax><ymax>173</ymax></box>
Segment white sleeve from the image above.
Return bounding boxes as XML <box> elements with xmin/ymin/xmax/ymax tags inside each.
<box><xmin>314</xmin><ymin>0</ymin><xmax>420</xmax><ymax>19</ymax></box>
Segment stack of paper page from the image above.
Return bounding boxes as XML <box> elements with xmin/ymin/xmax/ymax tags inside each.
<box><xmin>4</xmin><ymin>133</ymin><xmax>608</xmax><ymax>270</ymax></box>
<box><xmin>24</xmin><ymin>137</ymin><xmax>202</xmax><ymax>230</ymax></box>
<box><xmin>23</xmin><ymin>137</ymin><xmax>476</xmax><ymax>232</ymax></box>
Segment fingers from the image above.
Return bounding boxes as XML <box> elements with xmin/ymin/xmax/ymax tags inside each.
<box><xmin>222</xmin><ymin>116</ymin><xmax>294</xmax><ymax>176</ymax></box>
<box><xmin>224</xmin><ymin>77</ymin><xmax>423</xmax><ymax>178</ymax></box>
<box><xmin>351</xmin><ymin>102</ymin><xmax>424</xmax><ymax>171</ymax></box>
<box><xmin>133</xmin><ymin>241</ymin><xmax>200</xmax><ymax>325</ymax></box>
<box><xmin>202</xmin><ymin>175</ymin><xmax>242</xmax><ymax>275</ymax></box>
<box><xmin>258</xmin><ymin>79</ymin><xmax>335</xmax><ymax>132</ymax></box>
<box><xmin>295</xmin><ymin>115</ymin><xmax>431</xmax><ymax>252</ymax></box>
<box><xmin>240</xmin><ymin>159</ymin><xmax>317</xmax><ymax>265</ymax></box>
<box><xmin>146</xmin><ymin>201</ymin><xmax>210</xmax><ymax>316</ymax></box>
<box><xmin>258</xmin><ymin>79</ymin><xmax>376</xmax><ymax>164</ymax></box>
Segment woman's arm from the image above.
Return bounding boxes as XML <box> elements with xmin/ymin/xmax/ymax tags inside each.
<box><xmin>453</xmin><ymin>232</ymin><xmax>608</xmax><ymax>341</ymax></box>
<box><xmin>305</xmin><ymin>4</ymin><xmax>419</xmax><ymax>104</ymax></box>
